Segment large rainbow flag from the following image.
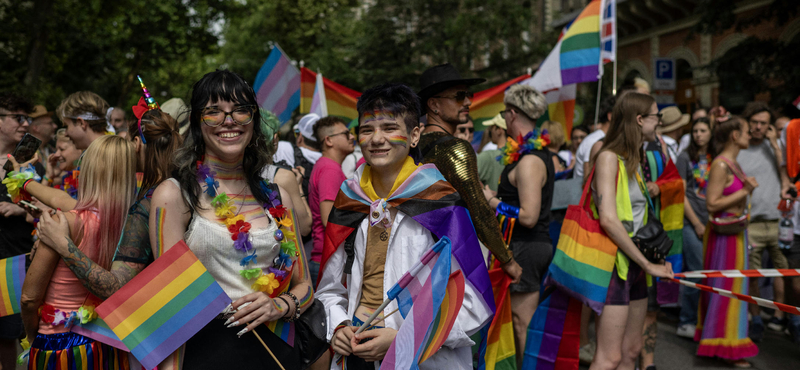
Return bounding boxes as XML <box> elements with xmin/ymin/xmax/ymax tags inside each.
<box><xmin>538</xmin><ymin>84</ymin><xmax>577</xmax><ymax>138</ymax></box>
<box><xmin>254</xmin><ymin>44</ymin><xmax>301</xmax><ymax>124</ymax></box>
<box><xmin>522</xmin><ymin>288</ymin><xmax>581</xmax><ymax>370</ymax></box>
<box><xmin>96</xmin><ymin>240</ymin><xmax>229</xmax><ymax>369</ymax></box>
<box><xmin>470</xmin><ymin>74</ymin><xmax>531</xmax><ymax>148</ymax></box>
<box><xmin>300</xmin><ymin>67</ymin><xmax>362</xmax><ymax>121</ymax></box>
<box><xmin>525</xmin><ymin>0</ymin><xmax>604</xmax><ymax>92</ymax></box>
<box><xmin>381</xmin><ymin>237</ymin><xmax>466</xmax><ymax>369</ymax></box>
<box><xmin>71</xmin><ymin>295</ymin><xmax>129</xmax><ymax>351</ymax></box>
<box><xmin>0</xmin><ymin>254</ymin><xmax>25</xmax><ymax>317</ymax></box>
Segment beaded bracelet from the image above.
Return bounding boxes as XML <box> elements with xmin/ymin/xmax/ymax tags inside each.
<box><xmin>281</xmin><ymin>291</ymin><xmax>300</xmax><ymax>322</ymax></box>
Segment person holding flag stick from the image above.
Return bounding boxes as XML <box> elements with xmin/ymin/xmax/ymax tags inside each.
<box><xmin>149</xmin><ymin>70</ymin><xmax>314</xmax><ymax>369</ymax></box>
<box><xmin>316</xmin><ymin>83</ymin><xmax>494</xmax><ymax>369</ymax></box>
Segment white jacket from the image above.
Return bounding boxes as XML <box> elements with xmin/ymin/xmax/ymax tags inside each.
<box><xmin>316</xmin><ymin>211</ymin><xmax>491</xmax><ymax>370</ymax></box>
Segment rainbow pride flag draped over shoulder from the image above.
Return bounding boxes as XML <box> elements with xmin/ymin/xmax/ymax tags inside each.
<box><xmin>319</xmin><ymin>159</ymin><xmax>495</xmax><ymax>315</ymax></box>
<box><xmin>0</xmin><ymin>255</ymin><xmax>26</xmax><ymax>317</ymax></box>
<box><xmin>96</xmin><ymin>240</ymin><xmax>229</xmax><ymax>370</ymax></box>
<box><xmin>526</xmin><ymin>0</ymin><xmax>603</xmax><ymax>92</ymax></box>
<box><xmin>382</xmin><ymin>237</ymin><xmax>466</xmax><ymax>369</ymax></box>
<box><xmin>300</xmin><ymin>67</ymin><xmax>362</xmax><ymax>121</ymax></box>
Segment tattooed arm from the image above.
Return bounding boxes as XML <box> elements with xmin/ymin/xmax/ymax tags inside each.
<box><xmin>36</xmin><ymin>207</ymin><xmax>150</xmax><ymax>299</ymax></box>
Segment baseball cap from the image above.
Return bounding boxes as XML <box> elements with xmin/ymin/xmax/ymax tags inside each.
<box><xmin>297</xmin><ymin>113</ymin><xmax>321</xmax><ymax>141</ymax></box>
<box><xmin>483</xmin><ymin>113</ymin><xmax>507</xmax><ymax>130</ymax></box>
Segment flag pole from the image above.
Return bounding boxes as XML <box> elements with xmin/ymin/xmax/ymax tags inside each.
<box><xmin>593</xmin><ymin>78</ymin><xmax>604</xmax><ymax>126</ymax></box>
<box><xmin>354</xmin><ymin>298</ymin><xmax>393</xmax><ymax>335</ymax></box>
<box><xmin>252</xmin><ymin>331</ymin><xmax>286</xmax><ymax>370</ymax></box>
<box><xmin>612</xmin><ymin>59</ymin><xmax>618</xmax><ymax>96</ymax></box>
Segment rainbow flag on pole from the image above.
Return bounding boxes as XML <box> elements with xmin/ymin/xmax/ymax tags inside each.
<box><xmin>254</xmin><ymin>44</ymin><xmax>301</xmax><ymax>124</ymax></box>
<box><xmin>381</xmin><ymin>236</ymin><xmax>466</xmax><ymax>369</ymax></box>
<box><xmin>538</xmin><ymin>84</ymin><xmax>577</xmax><ymax>138</ymax></box>
<box><xmin>0</xmin><ymin>255</ymin><xmax>25</xmax><ymax>317</ymax></box>
<box><xmin>71</xmin><ymin>295</ymin><xmax>129</xmax><ymax>351</ymax></box>
<box><xmin>96</xmin><ymin>240</ymin><xmax>229</xmax><ymax>369</ymax></box>
<box><xmin>525</xmin><ymin>0</ymin><xmax>604</xmax><ymax>92</ymax></box>
<box><xmin>300</xmin><ymin>67</ymin><xmax>361</xmax><ymax>121</ymax></box>
<box><xmin>470</xmin><ymin>74</ymin><xmax>531</xmax><ymax>149</ymax></box>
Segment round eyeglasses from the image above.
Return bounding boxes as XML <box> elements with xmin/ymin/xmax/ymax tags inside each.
<box><xmin>201</xmin><ymin>106</ymin><xmax>256</xmax><ymax>127</ymax></box>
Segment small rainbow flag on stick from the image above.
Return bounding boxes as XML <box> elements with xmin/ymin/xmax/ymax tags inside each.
<box><xmin>96</xmin><ymin>240</ymin><xmax>229</xmax><ymax>369</ymax></box>
<box><xmin>381</xmin><ymin>236</ymin><xmax>466</xmax><ymax>369</ymax></box>
<box><xmin>0</xmin><ymin>255</ymin><xmax>26</xmax><ymax>317</ymax></box>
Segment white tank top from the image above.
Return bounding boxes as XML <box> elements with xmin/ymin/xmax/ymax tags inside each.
<box><xmin>166</xmin><ymin>178</ymin><xmax>281</xmax><ymax>302</ymax></box>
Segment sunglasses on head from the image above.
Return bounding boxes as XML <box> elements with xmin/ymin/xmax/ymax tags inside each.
<box><xmin>433</xmin><ymin>91</ymin><xmax>474</xmax><ymax>103</ymax></box>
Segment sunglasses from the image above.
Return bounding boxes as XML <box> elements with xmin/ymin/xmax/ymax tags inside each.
<box><xmin>642</xmin><ymin>113</ymin><xmax>663</xmax><ymax>120</ymax></box>
<box><xmin>433</xmin><ymin>91</ymin><xmax>474</xmax><ymax>103</ymax></box>
<box><xmin>0</xmin><ymin>114</ymin><xmax>33</xmax><ymax>125</ymax></box>
<box><xmin>458</xmin><ymin>127</ymin><xmax>474</xmax><ymax>134</ymax></box>
<box><xmin>201</xmin><ymin>105</ymin><xmax>256</xmax><ymax>127</ymax></box>
<box><xmin>327</xmin><ymin>130</ymin><xmax>353</xmax><ymax>140</ymax></box>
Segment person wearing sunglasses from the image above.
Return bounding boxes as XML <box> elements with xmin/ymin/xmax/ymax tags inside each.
<box><xmin>416</xmin><ymin>63</ymin><xmax>523</xmax><ymax>283</ymax></box>
<box><xmin>454</xmin><ymin>115</ymin><xmax>475</xmax><ymax>145</ymax></box>
<box><xmin>308</xmin><ymin>116</ymin><xmax>354</xmax><ymax>286</ymax></box>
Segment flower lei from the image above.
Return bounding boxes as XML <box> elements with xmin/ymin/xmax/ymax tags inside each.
<box><xmin>196</xmin><ymin>160</ymin><xmax>297</xmax><ymax>298</ymax></box>
<box><xmin>2</xmin><ymin>164</ymin><xmax>40</xmax><ymax>203</ymax></box>
<box><xmin>692</xmin><ymin>154</ymin><xmax>712</xmax><ymax>198</ymax></box>
<box><xmin>497</xmin><ymin>129</ymin><xmax>551</xmax><ymax>166</ymax></box>
<box><xmin>39</xmin><ymin>303</ymin><xmax>98</xmax><ymax>329</ymax></box>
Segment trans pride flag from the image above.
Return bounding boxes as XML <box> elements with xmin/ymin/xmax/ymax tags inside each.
<box><xmin>96</xmin><ymin>240</ymin><xmax>229</xmax><ymax>369</ymax></box>
<box><xmin>254</xmin><ymin>44</ymin><xmax>301</xmax><ymax>124</ymax></box>
<box><xmin>0</xmin><ymin>255</ymin><xmax>25</xmax><ymax>317</ymax></box>
<box><xmin>382</xmin><ymin>237</ymin><xmax>466</xmax><ymax>369</ymax></box>
<box><xmin>526</xmin><ymin>0</ymin><xmax>604</xmax><ymax>92</ymax></box>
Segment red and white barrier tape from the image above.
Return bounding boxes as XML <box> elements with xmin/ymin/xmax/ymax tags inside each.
<box><xmin>667</xmin><ymin>278</ymin><xmax>800</xmax><ymax>315</ymax></box>
<box><xmin>675</xmin><ymin>268</ymin><xmax>800</xmax><ymax>279</ymax></box>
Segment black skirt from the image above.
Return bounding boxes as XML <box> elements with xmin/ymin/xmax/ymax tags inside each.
<box><xmin>183</xmin><ymin>318</ymin><xmax>301</xmax><ymax>369</ymax></box>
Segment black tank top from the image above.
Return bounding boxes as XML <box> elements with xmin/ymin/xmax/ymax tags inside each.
<box><xmin>496</xmin><ymin>150</ymin><xmax>555</xmax><ymax>242</ymax></box>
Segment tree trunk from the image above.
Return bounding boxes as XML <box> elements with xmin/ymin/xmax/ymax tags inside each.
<box><xmin>23</xmin><ymin>0</ymin><xmax>54</xmax><ymax>88</ymax></box>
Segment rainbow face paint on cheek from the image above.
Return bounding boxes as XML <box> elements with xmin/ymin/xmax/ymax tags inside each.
<box><xmin>387</xmin><ymin>135</ymin><xmax>408</xmax><ymax>148</ymax></box>
<box><xmin>358</xmin><ymin>136</ymin><xmax>369</xmax><ymax>146</ymax></box>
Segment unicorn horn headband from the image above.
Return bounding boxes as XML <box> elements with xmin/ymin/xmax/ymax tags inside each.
<box><xmin>131</xmin><ymin>75</ymin><xmax>160</xmax><ymax>144</ymax></box>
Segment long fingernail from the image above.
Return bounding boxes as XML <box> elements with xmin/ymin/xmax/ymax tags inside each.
<box><xmin>236</xmin><ymin>328</ymin><xmax>248</xmax><ymax>337</ymax></box>
<box><xmin>226</xmin><ymin>321</ymin><xmax>239</xmax><ymax>328</ymax></box>
<box><xmin>223</xmin><ymin>317</ymin><xmax>235</xmax><ymax>326</ymax></box>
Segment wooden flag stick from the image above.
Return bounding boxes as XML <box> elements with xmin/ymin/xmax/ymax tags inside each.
<box><xmin>363</xmin><ymin>307</ymin><xmax>400</xmax><ymax>332</ymax></box>
<box><xmin>252</xmin><ymin>331</ymin><xmax>286</xmax><ymax>370</ymax></box>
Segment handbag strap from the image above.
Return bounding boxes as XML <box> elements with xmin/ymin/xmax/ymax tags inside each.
<box><xmin>579</xmin><ymin>166</ymin><xmax>596</xmax><ymax>213</ymax></box>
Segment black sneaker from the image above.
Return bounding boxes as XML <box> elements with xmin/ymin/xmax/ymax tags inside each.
<box><xmin>767</xmin><ymin>316</ymin><xmax>787</xmax><ymax>331</ymax></box>
<box><xmin>749</xmin><ymin>321</ymin><xmax>764</xmax><ymax>343</ymax></box>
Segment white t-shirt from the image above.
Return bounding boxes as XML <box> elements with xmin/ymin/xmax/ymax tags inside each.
<box><xmin>662</xmin><ymin>135</ymin><xmax>679</xmax><ymax>163</ymax></box>
<box><xmin>678</xmin><ymin>133</ymin><xmax>691</xmax><ymax>155</ymax></box>
<box><xmin>300</xmin><ymin>146</ymin><xmax>322</xmax><ymax>164</ymax></box>
<box><xmin>574</xmin><ymin>130</ymin><xmax>606</xmax><ymax>178</ymax></box>
<box><xmin>273</xmin><ymin>141</ymin><xmax>295</xmax><ymax>167</ymax></box>
<box><xmin>482</xmin><ymin>142</ymin><xmax>498</xmax><ymax>152</ymax></box>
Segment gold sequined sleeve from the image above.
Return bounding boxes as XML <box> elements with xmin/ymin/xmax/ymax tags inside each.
<box><xmin>424</xmin><ymin>134</ymin><xmax>513</xmax><ymax>263</ymax></box>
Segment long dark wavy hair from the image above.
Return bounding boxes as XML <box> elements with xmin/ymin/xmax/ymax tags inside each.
<box><xmin>686</xmin><ymin>117</ymin><xmax>714</xmax><ymax>163</ymax></box>
<box><xmin>174</xmin><ymin>70</ymin><xmax>272</xmax><ymax>211</ymax></box>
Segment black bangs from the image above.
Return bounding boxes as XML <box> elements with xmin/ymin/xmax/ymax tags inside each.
<box><xmin>356</xmin><ymin>83</ymin><xmax>420</xmax><ymax>132</ymax></box>
<box><xmin>189</xmin><ymin>70</ymin><xmax>260</xmax><ymax>127</ymax></box>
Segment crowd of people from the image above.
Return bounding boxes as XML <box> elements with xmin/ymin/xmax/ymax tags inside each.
<box><xmin>0</xmin><ymin>63</ymin><xmax>798</xmax><ymax>370</ymax></box>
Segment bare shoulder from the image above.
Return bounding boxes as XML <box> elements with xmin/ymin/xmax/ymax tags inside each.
<box><xmin>596</xmin><ymin>150</ymin><xmax>618</xmax><ymax>168</ymax></box>
<box><xmin>277</xmin><ymin>185</ymin><xmax>294</xmax><ymax>210</ymax></box>
<box><xmin>151</xmin><ymin>180</ymin><xmax>189</xmax><ymax>213</ymax></box>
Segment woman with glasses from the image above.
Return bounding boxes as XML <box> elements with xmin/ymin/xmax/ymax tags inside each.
<box><xmin>587</xmin><ymin>93</ymin><xmax>673</xmax><ymax>370</ymax></box>
<box><xmin>150</xmin><ymin>70</ymin><xmax>312</xmax><ymax>369</ymax></box>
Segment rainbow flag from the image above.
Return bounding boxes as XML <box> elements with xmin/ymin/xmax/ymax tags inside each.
<box><xmin>646</xmin><ymin>156</ymin><xmax>685</xmax><ymax>303</ymax></box>
<box><xmin>476</xmin><ymin>268</ymin><xmax>516</xmax><ymax>370</ymax></box>
<box><xmin>71</xmin><ymin>295</ymin><xmax>129</xmax><ymax>351</ymax></box>
<box><xmin>522</xmin><ymin>288</ymin><xmax>581</xmax><ymax>370</ymax></box>
<box><xmin>96</xmin><ymin>240</ymin><xmax>229</xmax><ymax>369</ymax></box>
<box><xmin>470</xmin><ymin>74</ymin><xmax>531</xmax><ymax>148</ymax></box>
<box><xmin>254</xmin><ymin>44</ymin><xmax>301</xmax><ymax>124</ymax></box>
<box><xmin>0</xmin><ymin>255</ymin><xmax>25</xmax><ymax>317</ymax></box>
<box><xmin>382</xmin><ymin>236</ymin><xmax>466</xmax><ymax>369</ymax></box>
<box><xmin>300</xmin><ymin>68</ymin><xmax>361</xmax><ymax>121</ymax></box>
<box><xmin>538</xmin><ymin>85</ymin><xmax>577</xmax><ymax>139</ymax></box>
<box><xmin>525</xmin><ymin>0</ymin><xmax>603</xmax><ymax>92</ymax></box>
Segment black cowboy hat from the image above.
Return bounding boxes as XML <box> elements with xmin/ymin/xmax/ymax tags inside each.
<box><xmin>417</xmin><ymin>63</ymin><xmax>486</xmax><ymax>107</ymax></box>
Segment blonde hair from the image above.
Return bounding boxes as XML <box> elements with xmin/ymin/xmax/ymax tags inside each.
<box><xmin>74</xmin><ymin>135</ymin><xmax>136</xmax><ymax>269</ymax></box>
<box><xmin>541</xmin><ymin>121</ymin><xmax>565</xmax><ymax>150</ymax></box>
<box><xmin>57</xmin><ymin>91</ymin><xmax>110</xmax><ymax>133</ymax></box>
<box><xmin>601</xmin><ymin>92</ymin><xmax>655</xmax><ymax>176</ymax></box>
<box><xmin>55</xmin><ymin>128</ymin><xmax>75</xmax><ymax>145</ymax></box>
